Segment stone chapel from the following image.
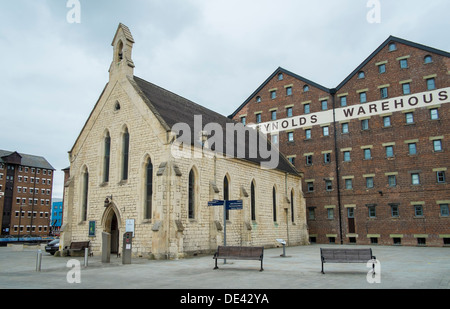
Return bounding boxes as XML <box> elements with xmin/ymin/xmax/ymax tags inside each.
<box><xmin>61</xmin><ymin>24</ymin><xmax>308</xmax><ymax>259</ymax></box>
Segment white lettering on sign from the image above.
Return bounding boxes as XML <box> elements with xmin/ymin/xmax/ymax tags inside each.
<box><xmin>250</xmin><ymin>88</ymin><xmax>449</xmax><ymax>134</ymax></box>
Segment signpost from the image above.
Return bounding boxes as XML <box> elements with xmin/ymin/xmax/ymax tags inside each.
<box><xmin>226</xmin><ymin>200</ymin><xmax>243</xmax><ymax>210</ymax></box>
<box><xmin>208</xmin><ymin>199</ymin><xmax>243</xmax><ymax>262</ymax></box>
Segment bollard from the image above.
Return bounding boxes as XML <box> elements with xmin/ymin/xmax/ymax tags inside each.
<box><xmin>281</xmin><ymin>243</ymin><xmax>286</xmax><ymax>257</ymax></box>
<box><xmin>84</xmin><ymin>248</ymin><xmax>89</xmax><ymax>267</ymax></box>
<box><xmin>36</xmin><ymin>249</ymin><xmax>42</xmax><ymax>272</ymax></box>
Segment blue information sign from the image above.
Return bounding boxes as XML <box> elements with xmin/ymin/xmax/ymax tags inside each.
<box><xmin>226</xmin><ymin>200</ymin><xmax>243</xmax><ymax>210</ymax></box>
<box><xmin>208</xmin><ymin>199</ymin><xmax>224</xmax><ymax>206</ymax></box>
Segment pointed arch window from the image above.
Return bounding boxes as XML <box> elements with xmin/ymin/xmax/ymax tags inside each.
<box><xmin>81</xmin><ymin>167</ymin><xmax>89</xmax><ymax>221</ymax></box>
<box><xmin>224</xmin><ymin>176</ymin><xmax>230</xmax><ymax>220</ymax></box>
<box><xmin>117</xmin><ymin>40</ymin><xmax>124</xmax><ymax>61</ymax></box>
<box><xmin>272</xmin><ymin>186</ymin><xmax>277</xmax><ymax>222</ymax></box>
<box><xmin>290</xmin><ymin>189</ymin><xmax>295</xmax><ymax>223</ymax></box>
<box><xmin>103</xmin><ymin>132</ymin><xmax>111</xmax><ymax>183</ymax></box>
<box><xmin>188</xmin><ymin>169</ymin><xmax>196</xmax><ymax>219</ymax></box>
<box><xmin>145</xmin><ymin>158</ymin><xmax>153</xmax><ymax>219</ymax></box>
<box><xmin>121</xmin><ymin>127</ymin><xmax>130</xmax><ymax>181</ymax></box>
<box><xmin>251</xmin><ymin>181</ymin><xmax>256</xmax><ymax>221</ymax></box>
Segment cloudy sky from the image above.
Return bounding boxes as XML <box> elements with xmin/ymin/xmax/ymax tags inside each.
<box><xmin>1</xmin><ymin>0</ymin><xmax>449</xmax><ymax>199</ymax></box>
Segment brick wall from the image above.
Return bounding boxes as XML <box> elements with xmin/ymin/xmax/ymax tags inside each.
<box><xmin>232</xmin><ymin>37</ymin><xmax>450</xmax><ymax>247</ymax></box>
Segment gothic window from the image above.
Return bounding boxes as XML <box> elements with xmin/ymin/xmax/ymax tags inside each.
<box><xmin>121</xmin><ymin>127</ymin><xmax>130</xmax><ymax>181</ymax></box>
<box><xmin>145</xmin><ymin>158</ymin><xmax>153</xmax><ymax>219</ymax></box>
<box><xmin>188</xmin><ymin>169</ymin><xmax>196</xmax><ymax>219</ymax></box>
<box><xmin>291</xmin><ymin>189</ymin><xmax>295</xmax><ymax>223</ymax></box>
<box><xmin>272</xmin><ymin>186</ymin><xmax>277</xmax><ymax>222</ymax></box>
<box><xmin>251</xmin><ymin>180</ymin><xmax>256</xmax><ymax>221</ymax></box>
<box><xmin>117</xmin><ymin>40</ymin><xmax>124</xmax><ymax>61</ymax></box>
<box><xmin>103</xmin><ymin>131</ymin><xmax>111</xmax><ymax>183</ymax></box>
<box><xmin>81</xmin><ymin>167</ymin><xmax>89</xmax><ymax>221</ymax></box>
<box><xmin>224</xmin><ymin>175</ymin><xmax>230</xmax><ymax>220</ymax></box>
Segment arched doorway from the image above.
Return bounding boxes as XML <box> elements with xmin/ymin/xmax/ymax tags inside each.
<box><xmin>102</xmin><ymin>205</ymin><xmax>120</xmax><ymax>254</ymax></box>
<box><xmin>110</xmin><ymin>213</ymin><xmax>119</xmax><ymax>254</ymax></box>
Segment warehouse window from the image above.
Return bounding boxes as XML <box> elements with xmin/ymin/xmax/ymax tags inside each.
<box><xmin>426</xmin><ymin>78</ymin><xmax>436</xmax><ymax>90</ymax></box>
<box><xmin>400</xmin><ymin>59</ymin><xmax>408</xmax><ymax>69</ymax></box>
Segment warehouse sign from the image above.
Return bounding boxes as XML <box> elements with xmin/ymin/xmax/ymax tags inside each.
<box><xmin>252</xmin><ymin>87</ymin><xmax>450</xmax><ymax>134</ymax></box>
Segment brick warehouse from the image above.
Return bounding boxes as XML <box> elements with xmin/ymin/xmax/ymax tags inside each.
<box><xmin>231</xmin><ymin>36</ymin><xmax>450</xmax><ymax>247</ymax></box>
<box><xmin>0</xmin><ymin>150</ymin><xmax>55</xmax><ymax>237</ymax></box>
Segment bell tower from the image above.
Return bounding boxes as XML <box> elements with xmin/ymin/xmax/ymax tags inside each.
<box><xmin>109</xmin><ymin>23</ymin><xmax>135</xmax><ymax>80</ymax></box>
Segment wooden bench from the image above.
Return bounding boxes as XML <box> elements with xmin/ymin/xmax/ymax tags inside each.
<box><xmin>213</xmin><ymin>246</ymin><xmax>264</xmax><ymax>271</ymax></box>
<box><xmin>320</xmin><ymin>248</ymin><xmax>376</xmax><ymax>274</ymax></box>
<box><xmin>68</xmin><ymin>241</ymin><xmax>91</xmax><ymax>256</ymax></box>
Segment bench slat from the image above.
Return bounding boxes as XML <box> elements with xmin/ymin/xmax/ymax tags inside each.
<box><xmin>320</xmin><ymin>248</ymin><xmax>376</xmax><ymax>274</ymax></box>
<box><xmin>213</xmin><ymin>246</ymin><xmax>264</xmax><ymax>271</ymax></box>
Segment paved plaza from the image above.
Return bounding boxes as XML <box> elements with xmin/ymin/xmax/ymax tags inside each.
<box><xmin>0</xmin><ymin>244</ymin><xmax>448</xmax><ymax>292</ymax></box>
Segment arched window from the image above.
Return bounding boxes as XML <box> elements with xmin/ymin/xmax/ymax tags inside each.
<box><xmin>145</xmin><ymin>158</ymin><xmax>153</xmax><ymax>219</ymax></box>
<box><xmin>290</xmin><ymin>189</ymin><xmax>295</xmax><ymax>223</ymax></box>
<box><xmin>272</xmin><ymin>186</ymin><xmax>277</xmax><ymax>222</ymax></box>
<box><xmin>117</xmin><ymin>40</ymin><xmax>124</xmax><ymax>61</ymax></box>
<box><xmin>103</xmin><ymin>131</ymin><xmax>111</xmax><ymax>183</ymax></box>
<box><xmin>251</xmin><ymin>181</ymin><xmax>256</xmax><ymax>221</ymax></box>
<box><xmin>81</xmin><ymin>167</ymin><xmax>89</xmax><ymax>221</ymax></box>
<box><xmin>224</xmin><ymin>175</ymin><xmax>230</xmax><ymax>220</ymax></box>
<box><xmin>188</xmin><ymin>169</ymin><xmax>196</xmax><ymax>219</ymax></box>
<box><xmin>121</xmin><ymin>127</ymin><xmax>130</xmax><ymax>181</ymax></box>
<box><xmin>424</xmin><ymin>55</ymin><xmax>432</xmax><ymax>64</ymax></box>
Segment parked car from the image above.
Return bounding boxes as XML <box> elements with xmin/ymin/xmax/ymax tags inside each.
<box><xmin>45</xmin><ymin>239</ymin><xmax>60</xmax><ymax>255</ymax></box>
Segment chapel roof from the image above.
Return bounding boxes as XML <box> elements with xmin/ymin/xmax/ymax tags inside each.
<box><xmin>132</xmin><ymin>76</ymin><xmax>300</xmax><ymax>176</ymax></box>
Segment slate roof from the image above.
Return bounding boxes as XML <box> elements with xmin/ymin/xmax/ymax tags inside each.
<box><xmin>0</xmin><ymin>150</ymin><xmax>55</xmax><ymax>170</ymax></box>
<box><xmin>131</xmin><ymin>76</ymin><xmax>299</xmax><ymax>175</ymax></box>
<box><xmin>230</xmin><ymin>35</ymin><xmax>450</xmax><ymax>118</ymax></box>
<box><xmin>336</xmin><ymin>35</ymin><xmax>450</xmax><ymax>90</ymax></box>
<box><xmin>229</xmin><ymin>67</ymin><xmax>331</xmax><ymax>119</ymax></box>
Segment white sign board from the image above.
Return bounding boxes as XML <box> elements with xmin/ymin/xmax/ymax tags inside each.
<box><xmin>126</xmin><ymin>219</ymin><xmax>135</xmax><ymax>237</ymax></box>
<box><xmin>251</xmin><ymin>87</ymin><xmax>450</xmax><ymax>134</ymax></box>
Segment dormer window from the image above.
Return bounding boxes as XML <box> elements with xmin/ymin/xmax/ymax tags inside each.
<box><xmin>389</xmin><ymin>43</ymin><xmax>397</xmax><ymax>51</ymax></box>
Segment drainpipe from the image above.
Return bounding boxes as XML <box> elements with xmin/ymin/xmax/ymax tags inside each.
<box><xmin>331</xmin><ymin>88</ymin><xmax>344</xmax><ymax>245</ymax></box>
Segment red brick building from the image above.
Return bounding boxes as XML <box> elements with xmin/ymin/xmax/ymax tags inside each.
<box><xmin>0</xmin><ymin>150</ymin><xmax>55</xmax><ymax>237</ymax></box>
<box><xmin>231</xmin><ymin>36</ymin><xmax>450</xmax><ymax>247</ymax></box>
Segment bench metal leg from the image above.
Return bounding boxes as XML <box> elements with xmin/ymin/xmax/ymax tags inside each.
<box><xmin>260</xmin><ymin>259</ymin><xmax>264</xmax><ymax>272</ymax></box>
<box><xmin>321</xmin><ymin>261</ymin><xmax>325</xmax><ymax>274</ymax></box>
<box><xmin>214</xmin><ymin>258</ymin><xmax>219</xmax><ymax>270</ymax></box>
